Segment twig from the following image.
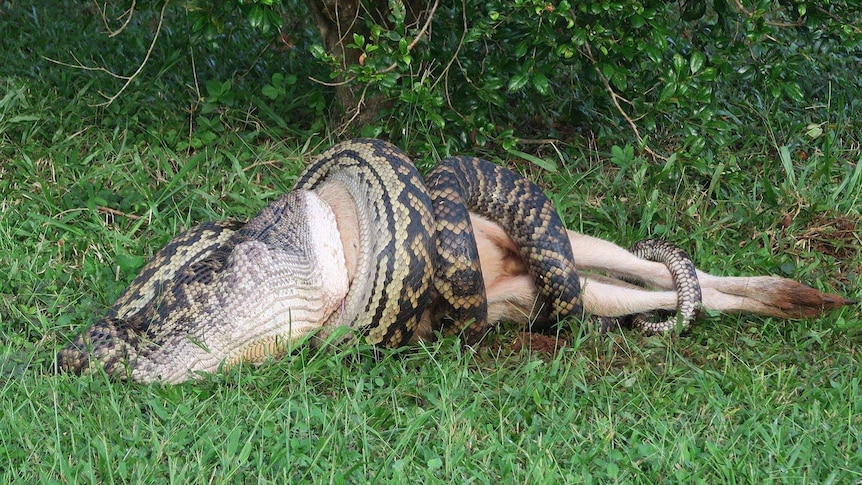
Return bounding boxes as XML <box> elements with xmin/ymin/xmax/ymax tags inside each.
<box><xmin>375</xmin><ymin>0</ymin><xmax>440</xmax><ymax>75</ymax></box>
<box><xmin>43</xmin><ymin>52</ymin><xmax>132</xmax><ymax>80</ymax></box>
<box><xmin>338</xmin><ymin>0</ymin><xmax>364</xmax><ymax>69</ymax></box>
<box><xmin>95</xmin><ymin>0</ymin><xmax>137</xmax><ymax>38</ymax></box>
<box><xmin>517</xmin><ymin>138</ymin><xmax>563</xmax><ymax>145</ymax></box>
<box><xmin>307</xmin><ymin>1</ymin><xmax>361</xmax><ymax>87</ymax></box>
<box><xmin>45</xmin><ymin>0</ymin><xmax>169</xmax><ymax>107</ymax></box>
<box><xmin>584</xmin><ymin>43</ymin><xmax>664</xmax><ymax>161</ymax></box>
<box><xmin>335</xmin><ymin>84</ymin><xmax>370</xmax><ymax>136</ymax></box>
<box><xmin>96</xmin><ymin>0</ymin><xmax>169</xmax><ymax>106</ymax></box>
<box><xmin>188</xmin><ymin>15</ymin><xmax>201</xmax><ymax>101</ymax></box>
<box><xmin>437</xmin><ymin>0</ymin><xmax>467</xmax><ymax>111</ymax></box>
<box><xmin>310</xmin><ymin>1</ymin><xmax>438</xmax><ymax>93</ymax></box>
<box><xmin>98</xmin><ymin>206</ymin><xmax>142</xmax><ymax>220</ymax></box>
<box><xmin>308</xmin><ymin>75</ymin><xmax>357</xmax><ymax>87</ymax></box>
<box><xmin>731</xmin><ymin>0</ymin><xmax>806</xmax><ymax>27</ymax></box>
<box><xmin>816</xmin><ymin>6</ymin><xmax>862</xmax><ymax>34</ymax></box>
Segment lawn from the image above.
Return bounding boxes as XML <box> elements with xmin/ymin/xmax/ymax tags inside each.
<box><xmin>1</xmin><ymin>1</ymin><xmax>860</xmax><ymax>483</ymax></box>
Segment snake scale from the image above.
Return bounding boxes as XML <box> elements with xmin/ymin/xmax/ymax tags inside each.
<box><xmin>425</xmin><ymin>156</ymin><xmax>583</xmax><ymax>343</ymax></box>
<box><xmin>629</xmin><ymin>239</ymin><xmax>703</xmax><ymax>332</ymax></box>
<box><xmin>58</xmin><ymin>138</ymin><xmax>700</xmax><ymax>383</ymax></box>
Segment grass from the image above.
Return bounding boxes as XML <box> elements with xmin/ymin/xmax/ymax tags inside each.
<box><xmin>1</xmin><ymin>1</ymin><xmax>861</xmax><ymax>483</ymax></box>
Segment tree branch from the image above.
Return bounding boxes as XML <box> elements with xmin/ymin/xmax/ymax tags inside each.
<box><xmin>375</xmin><ymin>0</ymin><xmax>440</xmax><ymax>75</ymax></box>
<box><xmin>731</xmin><ymin>0</ymin><xmax>806</xmax><ymax>28</ymax></box>
<box><xmin>584</xmin><ymin>43</ymin><xmax>664</xmax><ymax>161</ymax></box>
<box><xmin>95</xmin><ymin>0</ymin><xmax>137</xmax><ymax>38</ymax></box>
<box><xmin>46</xmin><ymin>1</ymin><xmax>168</xmax><ymax>106</ymax></box>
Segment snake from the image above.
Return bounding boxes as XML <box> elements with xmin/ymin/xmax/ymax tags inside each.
<box><xmin>57</xmin><ymin>138</ymin><xmax>698</xmax><ymax>383</ymax></box>
<box><xmin>56</xmin><ymin>191</ymin><xmax>351</xmax><ymax>383</ymax></box>
<box><xmin>424</xmin><ymin>156</ymin><xmax>583</xmax><ymax>343</ymax></box>
<box><xmin>628</xmin><ymin>239</ymin><xmax>703</xmax><ymax>332</ymax></box>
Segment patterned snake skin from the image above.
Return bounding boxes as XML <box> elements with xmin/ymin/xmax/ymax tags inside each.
<box><xmin>629</xmin><ymin>239</ymin><xmax>703</xmax><ymax>332</ymax></box>
<box><xmin>425</xmin><ymin>156</ymin><xmax>583</xmax><ymax>342</ymax></box>
<box><xmin>57</xmin><ymin>139</ymin><xmax>699</xmax><ymax>382</ymax></box>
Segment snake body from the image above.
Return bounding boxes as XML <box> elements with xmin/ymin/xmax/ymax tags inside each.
<box><xmin>629</xmin><ymin>239</ymin><xmax>703</xmax><ymax>332</ymax></box>
<box><xmin>58</xmin><ymin>138</ymin><xmax>699</xmax><ymax>382</ymax></box>
<box><xmin>292</xmin><ymin>139</ymin><xmax>436</xmax><ymax>348</ymax></box>
<box><xmin>425</xmin><ymin>156</ymin><xmax>583</xmax><ymax>342</ymax></box>
<box><xmin>58</xmin><ymin>191</ymin><xmax>350</xmax><ymax>383</ymax></box>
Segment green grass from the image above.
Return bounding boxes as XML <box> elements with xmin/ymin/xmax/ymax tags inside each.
<box><xmin>1</xmin><ymin>1</ymin><xmax>861</xmax><ymax>483</ymax></box>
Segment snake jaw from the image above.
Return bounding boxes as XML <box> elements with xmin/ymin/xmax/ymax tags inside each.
<box><xmin>60</xmin><ymin>191</ymin><xmax>349</xmax><ymax>384</ymax></box>
<box><xmin>177</xmin><ymin>191</ymin><xmax>349</xmax><ymax>382</ymax></box>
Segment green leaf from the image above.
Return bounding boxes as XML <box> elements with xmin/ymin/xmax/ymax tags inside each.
<box><xmin>804</xmin><ymin>123</ymin><xmax>823</xmax><ymax>139</ymax></box>
<box><xmin>532</xmin><ymin>72</ymin><xmax>550</xmax><ymax>95</ymax></box>
<box><xmin>782</xmin><ymin>82</ymin><xmax>804</xmax><ymax>102</ymax></box>
<box><xmin>658</xmin><ymin>82</ymin><xmax>677</xmax><ymax>103</ymax></box>
<box><xmin>556</xmin><ymin>44</ymin><xmax>575</xmax><ymax>59</ymax></box>
<box><xmin>248</xmin><ymin>5</ymin><xmax>264</xmax><ymax>30</ymax></box>
<box><xmin>205</xmin><ymin>79</ymin><xmax>222</xmax><ymax>97</ymax></box>
<box><xmin>601</xmin><ymin>63</ymin><xmax>616</xmax><ymax>82</ymax></box>
<box><xmin>778</xmin><ymin>145</ymin><xmax>796</xmax><ymax>187</ymax></box>
<box><xmin>116</xmin><ymin>253</ymin><xmax>146</xmax><ymax>274</ymax></box>
<box><xmin>672</xmin><ymin>53</ymin><xmax>686</xmax><ymax>74</ymax></box>
<box><xmin>388</xmin><ymin>0</ymin><xmax>406</xmax><ymax>23</ymax></box>
<box><xmin>606</xmin><ymin>461</ymin><xmax>619</xmax><ymax>478</ymax></box>
<box><xmin>641</xmin><ymin>45</ymin><xmax>662</xmax><ymax>64</ymax></box>
<box><xmin>360</xmin><ymin>124</ymin><xmax>383</xmax><ymax>138</ymax></box>
<box><xmin>690</xmin><ymin>51</ymin><xmax>706</xmax><ymax>74</ymax></box>
<box><xmin>8</xmin><ymin>114</ymin><xmax>40</xmax><ymax>123</ymax></box>
<box><xmin>309</xmin><ymin>44</ymin><xmax>326</xmax><ymax>59</ymax></box>
<box><xmin>611</xmin><ymin>71</ymin><xmax>627</xmax><ymax>91</ymax></box>
<box><xmin>425</xmin><ymin>109</ymin><xmax>445</xmax><ymax>128</ymax></box>
<box><xmin>699</xmin><ymin>67</ymin><xmax>717</xmax><ymax>81</ymax></box>
<box><xmin>262</xmin><ymin>84</ymin><xmax>280</xmax><ymax>100</ymax></box>
<box><xmin>507</xmin><ymin>74</ymin><xmax>529</xmax><ymax>92</ymax></box>
<box><xmin>506</xmin><ymin>148</ymin><xmax>558</xmax><ymax>172</ymax></box>
<box><xmin>264</xmin><ymin>9</ymin><xmax>283</xmax><ymax>32</ymax></box>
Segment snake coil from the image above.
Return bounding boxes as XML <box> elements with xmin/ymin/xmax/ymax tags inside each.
<box><xmin>57</xmin><ymin>139</ymin><xmax>701</xmax><ymax>382</ymax></box>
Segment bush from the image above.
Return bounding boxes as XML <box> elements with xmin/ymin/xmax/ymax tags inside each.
<box><xmin>303</xmin><ymin>0</ymin><xmax>861</xmax><ymax>156</ymax></box>
<box><xmin>76</xmin><ymin>0</ymin><xmax>862</xmax><ymax>158</ymax></box>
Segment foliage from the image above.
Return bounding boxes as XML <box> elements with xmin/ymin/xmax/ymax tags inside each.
<box><xmin>290</xmin><ymin>0</ymin><xmax>861</xmax><ymax>156</ymax></box>
<box><xmin>25</xmin><ymin>0</ymin><xmax>860</xmax><ymax>159</ymax></box>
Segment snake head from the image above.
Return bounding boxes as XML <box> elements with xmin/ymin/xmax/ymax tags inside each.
<box><xmin>57</xmin><ymin>315</ymin><xmax>145</xmax><ymax>379</ymax></box>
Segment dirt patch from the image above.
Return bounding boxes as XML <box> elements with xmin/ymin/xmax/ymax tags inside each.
<box><xmin>796</xmin><ymin>213</ymin><xmax>861</xmax><ymax>262</ymax></box>
<box><xmin>510</xmin><ymin>332</ymin><xmax>568</xmax><ymax>354</ymax></box>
